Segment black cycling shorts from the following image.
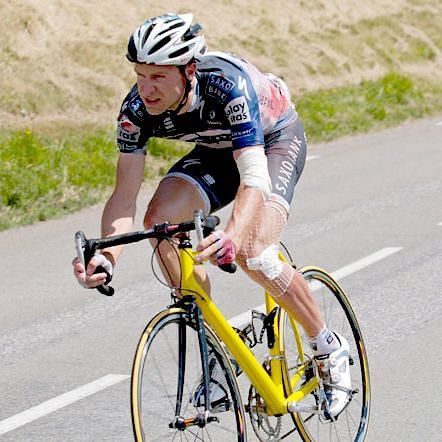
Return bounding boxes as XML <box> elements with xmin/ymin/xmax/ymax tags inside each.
<box><xmin>166</xmin><ymin>117</ymin><xmax>307</xmax><ymax>214</ymax></box>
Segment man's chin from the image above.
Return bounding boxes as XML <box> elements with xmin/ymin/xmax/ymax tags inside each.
<box><xmin>146</xmin><ymin>108</ymin><xmax>164</xmax><ymax>115</ymax></box>
<box><xmin>143</xmin><ymin>100</ymin><xmax>166</xmax><ymax>115</ymax></box>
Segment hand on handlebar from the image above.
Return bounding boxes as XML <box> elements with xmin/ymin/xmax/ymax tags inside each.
<box><xmin>195</xmin><ymin>230</ymin><xmax>237</xmax><ymax>266</ymax></box>
<box><xmin>72</xmin><ymin>254</ymin><xmax>113</xmax><ymax>289</ymax></box>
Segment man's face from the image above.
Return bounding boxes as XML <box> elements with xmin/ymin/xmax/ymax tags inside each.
<box><xmin>134</xmin><ymin>64</ymin><xmax>185</xmax><ymax>115</ymax></box>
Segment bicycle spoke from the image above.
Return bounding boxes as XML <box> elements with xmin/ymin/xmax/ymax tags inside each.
<box><xmin>131</xmin><ymin>309</ymin><xmax>246</xmax><ymax>441</ymax></box>
<box><xmin>280</xmin><ymin>268</ymin><xmax>370</xmax><ymax>441</ymax></box>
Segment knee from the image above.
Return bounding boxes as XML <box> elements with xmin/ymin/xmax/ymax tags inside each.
<box><xmin>237</xmin><ymin>244</ymin><xmax>283</xmax><ymax>280</ymax></box>
<box><xmin>143</xmin><ymin>201</ymin><xmax>171</xmax><ymax>230</ymax></box>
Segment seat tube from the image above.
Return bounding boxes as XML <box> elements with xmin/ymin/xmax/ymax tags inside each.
<box><xmin>265</xmin><ymin>292</ymin><xmax>285</xmax><ymax>397</ymax></box>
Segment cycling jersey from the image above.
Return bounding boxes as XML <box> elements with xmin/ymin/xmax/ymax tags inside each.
<box><xmin>167</xmin><ymin>118</ymin><xmax>307</xmax><ymax>214</ymax></box>
<box><xmin>116</xmin><ymin>51</ymin><xmax>298</xmax><ymax>154</ymax></box>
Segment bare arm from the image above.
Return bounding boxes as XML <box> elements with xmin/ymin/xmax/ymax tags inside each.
<box><xmin>100</xmin><ymin>152</ymin><xmax>146</xmax><ymax>266</ymax></box>
<box><xmin>197</xmin><ymin>145</ymin><xmax>269</xmax><ymax>263</ymax></box>
<box><xmin>224</xmin><ymin>146</ymin><xmax>267</xmax><ymax>249</ymax></box>
<box><xmin>73</xmin><ymin>153</ymin><xmax>145</xmax><ymax>288</ymax></box>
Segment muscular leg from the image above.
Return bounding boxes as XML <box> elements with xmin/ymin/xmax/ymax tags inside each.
<box><xmin>143</xmin><ymin>176</ymin><xmax>211</xmax><ymax>294</ymax></box>
<box><xmin>236</xmin><ymin>197</ymin><xmax>323</xmax><ymax>337</ymax></box>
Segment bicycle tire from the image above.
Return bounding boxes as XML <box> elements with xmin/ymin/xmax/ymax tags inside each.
<box><xmin>279</xmin><ymin>266</ymin><xmax>371</xmax><ymax>441</ymax></box>
<box><xmin>131</xmin><ymin>307</ymin><xmax>246</xmax><ymax>441</ymax></box>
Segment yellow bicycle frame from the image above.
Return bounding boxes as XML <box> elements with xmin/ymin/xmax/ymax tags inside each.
<box><xmin>179</xmin><ymin>246</ymin><xmax>319</xmax><ymax>416</ymax></box>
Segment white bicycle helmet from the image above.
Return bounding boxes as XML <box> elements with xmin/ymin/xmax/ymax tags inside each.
<box><xmin>127</xmin><ymin>13</ymin><xmax>206</xmax><ymax>65</ymax></box>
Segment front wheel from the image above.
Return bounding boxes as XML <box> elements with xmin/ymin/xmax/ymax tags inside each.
<box><xmin>131</xmin><ymin>307</ymin><xmax>246</xmax><ymax>441</ymax></box>
<box><xmin>279</xmin><ymin>266</ymin><xmax>371</xmax><ymax>441</ymax></box>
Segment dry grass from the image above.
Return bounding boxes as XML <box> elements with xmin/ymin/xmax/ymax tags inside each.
<box><xmin>0</xmin><ymin>0</ymin><xmax>441</xmax><ymax>131</ymax></box>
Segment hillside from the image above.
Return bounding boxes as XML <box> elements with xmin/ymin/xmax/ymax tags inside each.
<box><xmin>1</xmin><ymin>0</ymin><xmax>441</xmax><ymax>131</ymax></box>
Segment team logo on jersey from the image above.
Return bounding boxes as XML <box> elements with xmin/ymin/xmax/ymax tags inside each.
<box><xmin>129</xmin><ymin>99</ymin><xmax>141</xmax><ymax>112</ymax></box>
<box><xmin>206</xmin><ymin>73</ymin><xmax>235</xmax><ymax>103</ymax></box>
<box><xmin>117</xmin><ymin>116</ymin><xmax>141</xmax><ymax>142</ymax></box>
<box><xmin>225</xmin><ymin>96</ymin><xmax>251</xmax><ymax>125</ymax></box>
<box><xmin>163</xmin><ymin>116</ymin><xmax>175</xmax><ymax>133</ymax></box>
<box><xmin>129</xmin><ymin>98</ymin><xmax>145</xmax><ymax>119</ymax></box>
<box><xmin>231</xmin><ymin>127</ymin><xmax>254</xmax><ymax>139</ymax></box>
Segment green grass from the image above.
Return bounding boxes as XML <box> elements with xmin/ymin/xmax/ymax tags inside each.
<box><xmin>0</xmin><ymin>128</ymin><xmax>118</xmax><ymax>230</ymax></box>
<box><xmin>1</xmin><ymin>72</ymin><xmax>441</xmax><ymax>230</ymax></box>
<box><xmin>297</xmin><ymin>72</ymin><xmax>441</xmax><ymax>142</ymax></box>
<box><xmin>0</xmin><ymin>130</ymin><xmax>193</xmax><ymax>230</ymax></box>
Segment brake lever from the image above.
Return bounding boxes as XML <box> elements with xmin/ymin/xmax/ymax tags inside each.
<box><xmin>75</xmin><ymin>231</ymin><xmax>86</xmax><ymax>268</ymax></box>
<box><xmin>193</xmin><ymin>210</ymin><xmax>237</xmax><ymax>274</ymax></box>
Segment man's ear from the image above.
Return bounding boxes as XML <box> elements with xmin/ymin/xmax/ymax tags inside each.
<box><xmin>185</xmin><ymin>61</ymin><xmax>197</xmax><ymax>80</ymax></box>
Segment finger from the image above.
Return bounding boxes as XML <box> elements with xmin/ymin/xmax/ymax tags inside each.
<box><xmin>73</xmin><ymin>260</ymin><xmax>85</xmax><ymax>272</ymax></box>
<box><xmin>87</xmin><ymin>273</ymin><xmax>108</xmax><ymax>288</ymax></box>
<box><xmin>73</xmin><ymin>265</ymin><xmax>87</xmax><ymax>288</ymax></box>
<box><xmin>196</xmin><ymin>235</ymin><xmax>215</xmax><ymax>251</ymax></box>
<box><xmin>196</xmin><ymin>241</ymin><xmax>222</xmax><ymax>261</ymax></box>
<box><xmin>86</xmin><ymin>256</ymin><xmax>101</xmax><ymax>275</ymax></box>
<box><xmin>215</xmin><ymin>243</ymin><xmax>224</xmax><ymax>259</ymax></box>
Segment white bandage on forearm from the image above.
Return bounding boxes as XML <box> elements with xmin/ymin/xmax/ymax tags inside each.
<box><xmin>235</xmin><ymin>148</ymin><xmax>272</xmax><ymax>198</ymax></box>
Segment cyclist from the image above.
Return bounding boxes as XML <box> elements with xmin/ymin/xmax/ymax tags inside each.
<box><xmin>73</xmin><ymin>13</ymin><xmax>351</xmax><ymax>419</ymax></box>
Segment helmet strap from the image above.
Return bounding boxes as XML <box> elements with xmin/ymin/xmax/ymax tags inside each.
<box><xmin>169</xmin><ymin>65</ymin><xmax>193</xmax><ymax>115</ymax></box>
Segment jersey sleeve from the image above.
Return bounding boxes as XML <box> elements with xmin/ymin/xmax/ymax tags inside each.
<box><xmin>222</xmin><ymin>72</ymin><xmax>264</xmax><ymax>149</ymax></box>
<box><xmin>116</xmin><ymin>86</ymin><xmax>151</xmax><ymax>154</ymax></box>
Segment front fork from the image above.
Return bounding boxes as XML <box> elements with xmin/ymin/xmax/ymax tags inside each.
<box><xmin>169</xmin><ymin>299</ymin><xmax>219</xmax><ymax>430</ymax></box>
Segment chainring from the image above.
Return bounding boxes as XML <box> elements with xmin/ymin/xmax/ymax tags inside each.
<box><xmin>247</xmin><ymin>366</ymin><xmax>282</xmax><ymax>441</ymax></box>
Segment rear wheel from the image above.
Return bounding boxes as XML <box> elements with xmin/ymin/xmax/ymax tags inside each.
<box><xmin>131</xmin><ymin>307</ymin><xmax>246</xmax><ymax>441</ymax></box>
<box><xmin>279</xmin><ymin>267</ymin><xmax>370</xmax><ymax>441</ymax></box>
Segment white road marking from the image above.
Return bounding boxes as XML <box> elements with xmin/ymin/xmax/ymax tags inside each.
<box><xmin>0</xmin><ymin>374</ymin><xmax>129</xmax><ymax>435</ymax></box>
<box><xmin>0</xmin><ymin>247</ymin><xmax>403</xmax><ymax>434</ymax></box>
<box><xmin>331</xmin><ymin>247</ymin><xmax>402</xmax><ymax>280</ymax></box>
<box><xmin>436</xmin><ymin>121</ymin><xmax>442</xmax><ymax>126</ymax></box>
<box><xmin>306</xmin><ymin>155</ymin><xmax>319</xmax><ymax>161</ymax></box>
<box><xmin>438</xmin><ymin>222</ymin><xmax>442</xmax><ymax>226</ymax></box>
<box><xmin>229</xmin><ymin>247</ymin><xmax>403</xmax><ymax>328</ymax></box>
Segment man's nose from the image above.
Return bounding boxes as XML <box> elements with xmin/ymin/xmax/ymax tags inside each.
<box><xmin>139</xmin><ymin>80</ymin><xmax>156</xmax><ymax>97</ymax></box>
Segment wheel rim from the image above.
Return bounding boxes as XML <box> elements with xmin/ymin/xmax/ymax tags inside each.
<box><xmin>281</xmin><ymin>268</ymin><xmax>371</xmax><ymax>441</ymax></box>
<box><xmin>131</xmin><ymin>310</ymin><xmax>246</xmax><ymax>441</ymax></box>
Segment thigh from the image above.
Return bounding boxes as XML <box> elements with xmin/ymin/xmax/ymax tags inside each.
<box><xmin>238</xmin><ymin>197</ymin><xmax>289</xmax><ymax>259</ymax></box>
<box><xmin>167</xmin><ymin>145</ymin><xmax>240</xmax><ymax>214</ymax></box>
<box><xmin>265</xmin><ymin>118</ymin><xmax>308</xmax><ymax>211</ymax></box>
<box><xmin>144</xmin><ymin>175</ymin><xmax>208</xmax><ymax>227</ymax></box>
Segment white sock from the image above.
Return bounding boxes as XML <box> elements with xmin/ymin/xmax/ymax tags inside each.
<box><xmin>308</xmin><ymin>325</ymin><xmax>340</xmax><ymax>356</ymax></box>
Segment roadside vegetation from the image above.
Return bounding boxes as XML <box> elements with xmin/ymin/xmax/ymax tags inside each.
<box><xmin>1</xmin><ymin>0</ymin><xmax>441</xmax><ymax>230</ymax></box>
<box><xmin>1</xmin><ymin>71</ymin><xmax>440</xmax><ymax>231</ymax></box>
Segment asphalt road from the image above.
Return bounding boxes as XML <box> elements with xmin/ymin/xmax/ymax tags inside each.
<box><xmin>0</xmin><ymin>116</ymin><xmax>441</xmax><ymax>441</ymax></box>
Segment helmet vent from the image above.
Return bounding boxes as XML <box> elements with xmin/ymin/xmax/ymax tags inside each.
<box><xmin>157</xmin><ymin>21</ymin><xmax>183</xmax><ymax>36</ymax></box>
<box><xmin>169</xmin><ymin>46</ymin><xmax>191</xmax><ymax>60</ymax></box>
<box><xmin>148</xmin><ymin>36</ymin><xmax>172</xmax><ymax>55</ymax></box>
<box><xmin>184</xmin><ymin>24</ymin><xmax>202</xmax><ymax>41</ymax></box>
<box><xmin>141</xmin><ymin>24</ymin><xmax>154</xmax><ymax>46</ymax></box>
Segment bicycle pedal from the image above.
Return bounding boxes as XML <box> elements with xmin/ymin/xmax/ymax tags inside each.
<box><xmin>210</xmin><ymin>400</ymin><xmax>232</xmax><ymax>413</ymax></box>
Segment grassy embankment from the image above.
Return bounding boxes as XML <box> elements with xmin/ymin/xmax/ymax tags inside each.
<box><xmin>1</xmin><ymin>72</ymin><xmax>440</xmax><ymax>231</ymax></box>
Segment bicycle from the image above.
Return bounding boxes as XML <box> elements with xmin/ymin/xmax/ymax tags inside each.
<box><xmin>75</xmin><ymin>210</ymin><xmax>370</xmax><ymax>441</ymax></box>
